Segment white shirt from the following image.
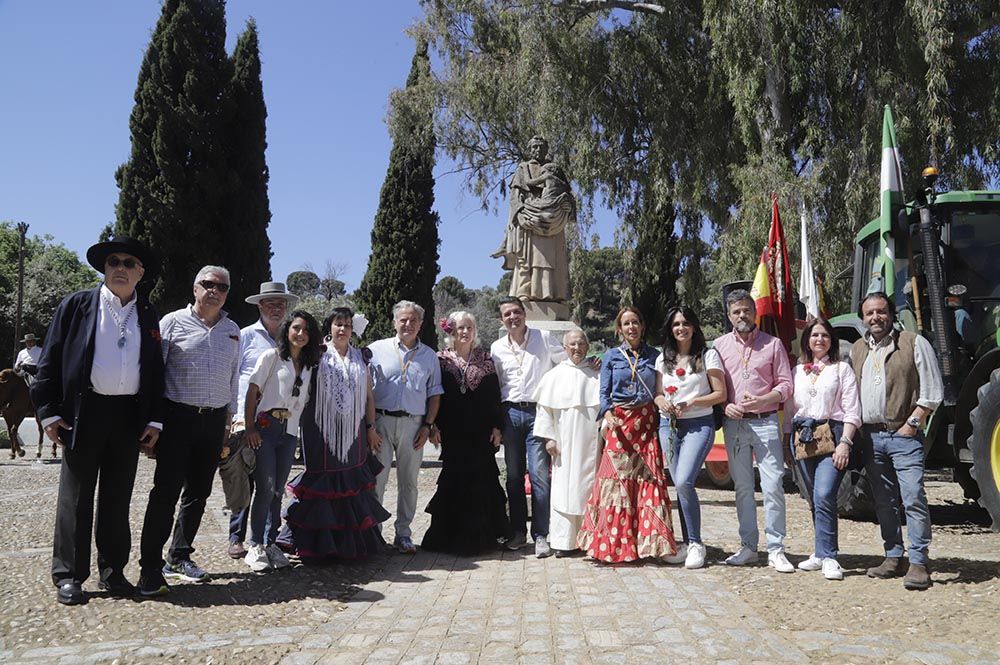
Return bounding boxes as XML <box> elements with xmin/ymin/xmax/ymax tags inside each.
<box><xmin>490</xmin><ymin>327</ymin><xmax>567</xmax><ymax>403</ymax></box>
<box><xmin>15</xmin><ymin>346</ymin><xmax>41</xmax><ymax>369</ymax></box>
<box><xmin>91</xmin><ymin>284</ymin><xmax>141</xmax><ymax>396</ymax></box>
<box><xmin>237</xmin><ymin>320</ymin><xmax>278</xmax><ymax>421</ymax></box>
<box><xmin>656</xmin><ymin>348</ymin><xmax>723</xmax><ymax>419</ymax></box>
<box><xmin>247</xmin><ymin>348</ymin><xmax>312</xmax><ymax>434</ymax></box>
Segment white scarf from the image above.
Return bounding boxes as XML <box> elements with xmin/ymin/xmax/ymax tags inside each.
<box><xmin>315</xmin><ymin>346</ymin><xmax>368</xmax><ymax>462</ymax></box>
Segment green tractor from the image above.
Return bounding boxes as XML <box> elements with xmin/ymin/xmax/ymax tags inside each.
<box><xmin>830</xmin><ymin>169</ymin><xmax>1000</xmax><ymax>530</ymax></box>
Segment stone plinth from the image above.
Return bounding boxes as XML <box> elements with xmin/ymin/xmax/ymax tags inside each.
<box><xmin>522</xmin><ymin>300</ymin><xmax>570</xmax><ymax>321</ymax></box>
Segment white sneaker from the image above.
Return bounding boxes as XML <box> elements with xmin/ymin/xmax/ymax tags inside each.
<box><xmin>822</xmin><ymin>558</ymin><xmax>844</xmax><ymax>580</ymax></box>
<box><xmin>661</xmin><ymin>543</ymin><xmax>687</xmax><ymax>564</ymax></box>
<box><xmin>768</xmin><ymin>550</ymin><xmax>795</xmax><ymax>573</ymax></box>
<box><xmin>244</xmin><ymin>544</ymin><xmax>271</xmax><ymax>572</ymax></box>
<box><xmin>725</xmin><ymin>546</ymin><xmax>758</xmax><ymax>566</ymax></box>
<box><xmin>266</xmin><ymin>544</ymin><xmax>290</xmax><ymax>569</ymax></box>
<box><xmin>685</xmin><ymin>542</ymin><xmax>707</xmax><ymax>569</ymax></box>
<box><xmin>535</xmin><ymin>536</ymin><xmax>552</xmax><ymax>559</ymax></box>
<box><xmin>797</xmin><ymin>554</ymin><xmax>823</xmax><ymax>571</ymax></box>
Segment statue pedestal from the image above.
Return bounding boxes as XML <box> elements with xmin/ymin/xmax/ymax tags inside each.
<box><xmin>522</xmin><ymin>300</ymin><xmax>570</xmax><ymax>321</ymax></box>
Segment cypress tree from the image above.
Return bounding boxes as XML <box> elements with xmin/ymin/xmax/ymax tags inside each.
<box><xmin>114</xmin><ymin>0</ymin><xmax>235</xmax><ymax>312</ymax></box>
<box><xmin>223</xmin><ymin>18</ymin><xmax>273</xmax><ymax>324</ymax></box>
<box><xmin>355</xmin><ymin>40</ymin><xmax>441</xmax><ymax>346</ymax></box>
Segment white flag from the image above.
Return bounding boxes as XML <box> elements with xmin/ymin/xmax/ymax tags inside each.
<box><xmin>799</xmin><ymin>205</ymin><xmax>820</xmax><ymax>319</ymax></box>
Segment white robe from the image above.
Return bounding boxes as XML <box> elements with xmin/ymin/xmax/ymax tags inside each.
<box><xmin>533</xmin><ymin>359</ymin><xmax>601</xmax><ymax>517</ymax></box>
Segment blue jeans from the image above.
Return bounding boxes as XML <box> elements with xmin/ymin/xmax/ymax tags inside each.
<box><xmin>659</xmin><ymin>414</ymin><xmax>715</xmax><ymax>545</ymax></box>
<box><xmin>502</xmin><ymin>403</ymin><xmax>550</xmax><ymax>539</ymax></box>
<box><xmin>861</xmin><ymin>430</ymin><xmax>932</xmax><ymax>565</ymax></box>
<box><xmin>793</xmin><ymin>421</ymin><xmax>845</xmax><ymax>559</ymax></box>
<box><xmin>248</xmin><ymin>418</ymin><xmax>297</xmax><ymax>547</ymax></box>
<box><xmin>723</xmin><ymin>414</ymin><xmax>786</xmax><ymax>552</ymax></box>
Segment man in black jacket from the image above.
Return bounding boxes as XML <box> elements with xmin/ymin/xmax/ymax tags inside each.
<box><xmin>32</xmin><ymin>236</ymin><xmax>164</xmax><ymax>605</ymax></box>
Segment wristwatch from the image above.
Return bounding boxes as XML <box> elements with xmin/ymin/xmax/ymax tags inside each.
<box><xmin>906</xmin><ymin>416</ymin><xmax>921</xmax><ymax>428</ymax></box>
<box><xmin>423</xmin><ymin>421</ymin><xmax>436</xmax><ymax>430</ymax></box>
<box><xmin>365</xmin><ymin>422</ymin><xmax>375</xmax><ymax>430</ymax></box>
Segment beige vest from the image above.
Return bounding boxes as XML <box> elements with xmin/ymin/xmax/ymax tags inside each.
<box><xmin>850</xmin><ymin>331</ymin><xmax>920</xmax><ymax>429</ymax></box>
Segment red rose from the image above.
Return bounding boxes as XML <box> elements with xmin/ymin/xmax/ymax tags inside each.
<box><xmin>665</xmin><ymin>385</ymin><xmax>679</xmax><ymax>395</ymax></box>
<box><xmin>675</xmin><ymin>368</ymin><xmax>686</xmax><ymax>377</ymax></box>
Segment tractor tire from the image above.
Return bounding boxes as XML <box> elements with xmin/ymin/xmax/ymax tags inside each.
<box><xmin>967</xmin><ymin>368</ymin><xmax>1000</xmax><ymax>531</ymax></box>
<box><xmin>704</xmin><ymin>461</ymin><xmax>733</xmax><ymax>489</ymax></box>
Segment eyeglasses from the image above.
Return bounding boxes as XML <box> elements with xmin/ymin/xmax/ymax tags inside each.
<box><xmin>106</xmin><ymin>256</ymin><xmax>142</xmax><ymax>270</ymax></box>
<box><xmin>292</xmin><ymin>376</ymin><xmax>303</xmax><ymax>397</ymax></box>
<box><xmin>197</xmin><ymin>280</ymin><xmax>230</xmax><ymax>293</ymax></box>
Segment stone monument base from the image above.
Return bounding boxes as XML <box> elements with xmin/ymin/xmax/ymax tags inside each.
<box><xmin>522</xmin><ymin>300</ymin><xmax>570</xmax><ymax>321</ymax></box>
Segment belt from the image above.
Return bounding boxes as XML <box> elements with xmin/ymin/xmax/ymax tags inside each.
<box><xmin>863</xmin><ymin>423</ymin><xmax>896</xmax><ymax>432</ymax></box>
<box><xmin>266</xmin><ymin>408</ymin><xmax>291</xmax><ymax>421</ymax></box>
<box><xmin>741</xmin><ymin>411</ymin><xmax>777</xmax><ymax>420</ymax></box>
<box><xmin>503</xmin><ymin>401</ymin><xmax>536</xmax><ymax>408</ymax></box>
<box><xmin>376</xmin><ymin>408</ymin><xmax>414</xmax><ymax>418</ymax></box>
<box><xmin>168</xmin><ymin>399</ymin><xmax>227</xmax><ymax>415</ymax></box>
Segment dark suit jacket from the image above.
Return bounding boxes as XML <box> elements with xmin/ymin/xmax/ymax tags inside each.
<box><xmin>31</xmin><ymin>286</ymin><xmax>165</xmax><ymax>449</ymax></box>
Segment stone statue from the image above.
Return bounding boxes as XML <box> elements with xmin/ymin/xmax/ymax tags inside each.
<box><xmin>492</xmin><ymin>135</ymin><xmax>574</xmax><ymax>304</ymax></box>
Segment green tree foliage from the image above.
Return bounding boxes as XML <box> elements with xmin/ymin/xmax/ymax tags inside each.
<box><xmin>286</xmin><ymin>270</ymin><xmax>322</xmax><ymax>298</ymax></box>
<box><xmin>223</xmin><ymin>18</ymin><xmax>273</xmax><ymax>324</ymax></box>
<box><xmin>0</xmin><ymin>223</ymin><xmax>99</xmax><ymax>366</ymax></box>
<box><xmin>417</xmin><ymin>0</ymin><xmax>1000</xmax><ymax>324</ymax></box>
<box><xmin>355</xmin><ymin>40</ymin><xmax>441</xmax><ymax>346</ymax></box>
<box><xmin>115</xmin><ymin>2</ymin><xmax>274</xmax><ymax>324</ymax></box>
<box><xmin>570</xmin><ymin>238</ymin><xmax>627</xmax><ymax>346</ymax></box>
<box><xmin>114</xmin><ymin>0</ymin><xmax>234</xmax><ymax>314</ymax></box>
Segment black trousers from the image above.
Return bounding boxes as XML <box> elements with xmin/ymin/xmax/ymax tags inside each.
<box><xmin>52</xmin><ymin>393</ymin><xmax>140</xmax><ymax>586</ymax></box>
<box><xmin>139</xmin><ymin>401</ymin><xmax>227</xmax><ymax>573</ymax></box>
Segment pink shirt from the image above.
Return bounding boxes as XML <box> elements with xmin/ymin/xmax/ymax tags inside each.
<box><xmin>782</xmin><ymin>359</ymin><xmax>862</xmax><ymax>433</ymax></box>
<box><xmin>713</xmin><ymin>329</ymin><xmax>793</xmax><ymax>409</ymax></box>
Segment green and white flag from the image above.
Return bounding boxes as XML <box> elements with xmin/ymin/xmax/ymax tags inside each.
<box><xmin>880</xmin><ymin>104</ymin><xmax>905</xmax><ymax>297</ymax></box>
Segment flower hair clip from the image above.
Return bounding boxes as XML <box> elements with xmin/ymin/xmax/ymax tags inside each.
<box><xmin>439</xmin><ymin>317</ymin><xmax>454</xmax><ymax>335</ymax></box>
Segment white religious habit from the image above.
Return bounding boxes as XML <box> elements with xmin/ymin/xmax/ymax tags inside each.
<box><xmin>532</xmin><ymin>358</ymin><xmax>601</xmax><ymax>551</ymax></box>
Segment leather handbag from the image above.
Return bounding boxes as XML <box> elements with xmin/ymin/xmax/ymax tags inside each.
<box><xmin>794</xmin><ymin>421</ymin><xmax>836</xmax><ymax>460</ymax></box>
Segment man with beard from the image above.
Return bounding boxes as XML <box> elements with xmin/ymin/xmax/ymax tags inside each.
<box><xmin>851</xmin><ymin>292</ymin><xmax>941</xmax><ymax>590</ymax></box>
<box><xmin>226</xmin><ymin>282</ymin><xmax>299</xmax><ymax>559</ymax></box>
<box><xmin>713</xmin><ymin>289</ymin><xmax>794</xmax><ymax>573</ymax></box>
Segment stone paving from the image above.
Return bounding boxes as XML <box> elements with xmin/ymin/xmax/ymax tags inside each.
<box><xmin>1</xmin><ymin>447</ymin><xmax>998</xmax><ymax>664</ymax></box>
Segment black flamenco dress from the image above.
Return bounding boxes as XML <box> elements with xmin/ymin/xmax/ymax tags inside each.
<box><xmin>278</xmin><ymin>348</ymin><xmax>389</xmax><ymax>559</ymax></box>
<box><xmin>421</xmin><ymin>348</ymin><xmax>510</xmax><ymax>555</ymax></box>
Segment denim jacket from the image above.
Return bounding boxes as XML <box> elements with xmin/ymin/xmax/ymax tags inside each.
<box><xmin>599</xmin><ymin>343</ymin><xmax>659</xmax><ymax>418</ymax></box>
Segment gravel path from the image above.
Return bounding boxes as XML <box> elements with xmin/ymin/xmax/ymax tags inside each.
<box><xmin>0</xmin><ymin>450</ymin><xmax>997</xmax><ymax>664</ymax></box>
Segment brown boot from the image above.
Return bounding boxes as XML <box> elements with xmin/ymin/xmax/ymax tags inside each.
<box><xmin>903</xmin><ymin>563</ymin><xmax>931</xmax><ymax>590</ymax></box>
<box><xmin>866</xmin><ymin>556</ymin><xmax>905</xmax><ymax>578</ymax></box>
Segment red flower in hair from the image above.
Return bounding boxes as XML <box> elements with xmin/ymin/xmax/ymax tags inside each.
<box><xmin>439</xmin><ymin>318</ymin><xmax>454</xmax><ymax>335</ymax></box>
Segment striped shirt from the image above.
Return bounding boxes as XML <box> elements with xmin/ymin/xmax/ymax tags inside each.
<box><xmin>160</xmin><ymin>305</ymin><xmax>241</xmax><ymax>412</ymax></box>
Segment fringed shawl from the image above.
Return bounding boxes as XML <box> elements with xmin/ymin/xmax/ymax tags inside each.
<box><xmin>315</xmin><ymin>345</ymin><xmax>368</xmax><ymax>462</ymax></box>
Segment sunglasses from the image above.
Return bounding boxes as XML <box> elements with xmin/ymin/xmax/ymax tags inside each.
<box><xmin>106</xmin><ymin>256</ymin><xmax>142</xmax><ymax>270</ymax></box>
<box><xmin>197</xmin><ymin>280</ymin><xmax>230</xmax><ymax>293</ymax></box>
<box><xmin>292</xmin><ymin>375</ymin><xmax>303</xmax><ymax>397</ymax></box>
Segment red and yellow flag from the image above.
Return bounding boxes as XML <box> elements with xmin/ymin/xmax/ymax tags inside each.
<box><xmin>751</xmin><ymin>194</ymin><xmax>797</xmax><ymax>350</ymax></box>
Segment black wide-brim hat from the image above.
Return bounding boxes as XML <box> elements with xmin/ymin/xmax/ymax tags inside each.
<box><xmin>86</xmin><ymin>235</ymin><xmax>159</xmax><ymax>281</ymax></box>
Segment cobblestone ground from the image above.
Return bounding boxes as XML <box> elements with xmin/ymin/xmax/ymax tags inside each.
<box><xmin>1</xmin><ymin>442</ymin><xmax>998</xmax><ymax>664</ymax></box>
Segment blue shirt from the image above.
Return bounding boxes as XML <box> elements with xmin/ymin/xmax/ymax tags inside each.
<box><xmin>368</xmin><ymin>337</ymin><xmax>444</xmax><ymax>416</ymax></box>
<box><xmin>599</xmin><ymin>343</ymin><xmax>659</xmax><ymax>418</ymax></box>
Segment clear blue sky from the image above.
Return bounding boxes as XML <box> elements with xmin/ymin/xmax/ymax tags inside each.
<box><xmin>0</xmin><ymin>1</ymin><xmax>615</xmax><ymax>293</ymax></box>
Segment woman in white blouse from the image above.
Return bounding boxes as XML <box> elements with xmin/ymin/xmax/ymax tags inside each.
<box><xmin>242</xmin><ymin>311</ymin><xmax>321</xmax><ymax>571</ymax></box>
<box><xmin>782</xmin><ymin>318</ymin><xmax>861</xmax><ymax>580</ymax></box>
<box><xmin>656</xmin><ymin>306</ymin><xmax>727</xmax><ymax>569</ymax></box>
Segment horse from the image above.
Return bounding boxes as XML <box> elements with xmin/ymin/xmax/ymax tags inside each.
<box><xmin>0</xmin><ymin>369</ymin><xmax>49</xmax><ymax>459</ymax></box>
